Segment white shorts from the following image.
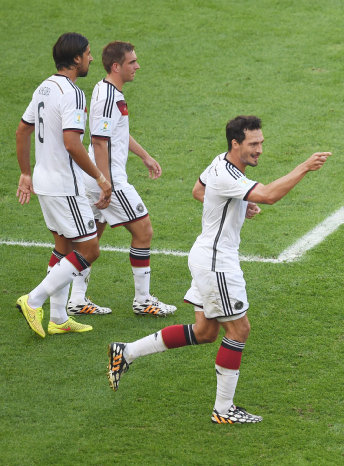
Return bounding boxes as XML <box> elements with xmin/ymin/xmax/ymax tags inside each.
<box><xmin>184</xmin><ymin>264</ymin><xmax>248</xmax><ymax>322</ymax></box>
<box><xmin>87</xmin><ymin>184</ymin><xmax>148</xmax><ymax>227</ymax></box>
<box><xmin>38</xmin><ymin>194</ymin><xmax>97</xmax><ymax>242</ymax></box>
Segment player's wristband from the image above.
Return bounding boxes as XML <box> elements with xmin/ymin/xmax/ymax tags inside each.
<box><xmin>96</xmin><ymin>173</ymin><xmax>106</xmax><ymax>185</ymax></box>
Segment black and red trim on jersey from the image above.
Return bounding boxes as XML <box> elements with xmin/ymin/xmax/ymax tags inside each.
<box><xmin>63</xmin><ymin>128</ymin><xmax>84</xmax><ymax>133</ymax></box>
<box><xmin>116</xmin><ymin>100</ymin><xmax>128</xmax><ymax>115</ymax></box>
<box><xmin>21</xmin><ymin>118</ymin><xmax>34</xmax><ymax>126</ymax></box>
<box><xmin>243</xmin><ymin>183</ymin><xmax>258</xmax><ymax>200</ymax></box>
<box><xmin>102</xmin><ymin>80</ymin><xmax>128</xmax><ymax>118</ymax></box>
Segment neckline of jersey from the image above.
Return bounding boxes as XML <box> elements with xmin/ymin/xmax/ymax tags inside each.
<box><xmin>103</xmin><ymin>79</ymin><xmax>123</xmax><ymax>93</ymax></box>
<box><xmin>223</xmin><ymin>153</ymin><xmax>244</xmax><ymax>175</ymax></box>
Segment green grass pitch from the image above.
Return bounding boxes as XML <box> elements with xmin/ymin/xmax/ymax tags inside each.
<box><xmin>0</xmin><ymin>0</ymin><xmax>343</xmax><ymax>464</ymax></box>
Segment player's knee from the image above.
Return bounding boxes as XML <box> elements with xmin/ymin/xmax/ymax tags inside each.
<box><xmin>90</xmin><ymin>246</ymin><xmax>100</xmax><ymax>263</ymax></box>
<box><xmin>143</xmin><ymin>223</ymin><xmax>153</xmax><ymax>242</ymax></box>
<box><xmin>133</xmin><ymin>224</ymin><xmax>153</xmax><ymax>244</ymax></box>
<box><xmin>194</xmin><ymin>328</ymin><xmax>218</xmax><ymax>344</ymax></box>
<box><xmin>76</xmin><ymin>240</ymin><xmax>100</xmax><ymax>264</ymax></box>
<box><xmin>235</xmin><ymin>319</ymin><xmax>251</xmax><ymax>342</ymax></box>
<box><xmin>199</xmin><ymin>334</ymin><xmax>218</xmax><ymax>344</ymax></box>
<box><xmin>242</xmin><ymin>322</ymin><xmax>250</xmax><ymax>341</ymax></box>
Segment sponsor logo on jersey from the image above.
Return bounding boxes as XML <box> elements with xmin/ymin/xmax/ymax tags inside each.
<box><xmin>99</xmin><ymin>118</ymin><xmax>112</xmax><ymax>134</ymax></box>
<box><xmin>74</xmin><ymin>110</ymin><xmax>83</xmax><ymax>125</ymax></box>
<box><xmin>116</xmin><ymin>100</ymin><xmax>129</xmax><ymax>116</ymax></box>
<box><xmin>238</xmin><ymin>177</ymin><xmax>249</xmax><ymax>185</ymax></box>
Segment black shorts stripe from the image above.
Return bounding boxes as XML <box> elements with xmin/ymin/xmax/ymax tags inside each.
<box><xmin>216</xmin><ymin>272</ymin><xmax>233</xmax><ymax>317</ymax></box>
<box><xmin>114</xmin><ymin>190</ymin><xmax>137</xmax><ymax>220</ymax></box>
<box><xmin>66</xmin><ymin>196</ymin><xmax>87</xmax><ymax>236</ymax></box>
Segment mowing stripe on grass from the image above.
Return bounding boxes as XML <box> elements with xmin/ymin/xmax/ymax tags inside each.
<box><xmin>1</xmin><ymin>207</ymin><xmax>343</xmax><ymax>263</ymax></box>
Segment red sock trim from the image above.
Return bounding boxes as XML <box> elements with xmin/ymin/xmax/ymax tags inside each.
<box><xmin>216</xmin><ymin>345</ymin><xmax>243</xmax><ymax>370</ymax></box>
<box><xmin>48</xmin><ymin>254</ymin><xmax>60</xmax><ymax>267</ymax></box>
<box><xmin>161</xmin><ymin>325</ymin><xmax>188</xmax><ymax>349</ymax></box>
<box><xmin>130</xmin><ymin>257</ymin><xmax>150</xmax><ymax>267</ymax></box>
<box><xmin>65</xmin><ymin>251</ymin><xmax>87</xmax><ymax>272</ymax></box>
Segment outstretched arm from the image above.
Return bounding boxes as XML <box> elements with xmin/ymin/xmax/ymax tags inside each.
<box><xmin>247</xmin><ymin>152</ymin><xmax>331</xmax><ymax>204</ymax></box>
<box><xmin>129</xmin><ymin>134</ymin><xmax>162</xmax><ymax>179</ymax></box>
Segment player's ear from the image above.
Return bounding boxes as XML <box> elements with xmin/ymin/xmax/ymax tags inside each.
<box><xmin>73</xmin><ymin>55</ymin><xmax>82</xmax><ymax>66</ymax></box>
<box><xmin>111</xmin><ymin>62</ymin><xmax>120</xmax><ymax>73</ymax></box>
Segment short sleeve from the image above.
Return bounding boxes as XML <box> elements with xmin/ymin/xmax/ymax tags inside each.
<box><xmin>91</xmin><ymin>97</ymin><xmax>121</xmax><ymax>139</ymax></box>
<box><xmin>61</xmin><ymin>91</ymin><xmax>86</xmax><ymax>133</ymax></box>
<box><xmin>220</xmin><ymin>174</ymin><xmax>257</xmax><ymax>200</ymax></box>
<box><xmin>199</xmin><ymin>165</ymin><xmax>210</xmax><ymax>186</ymax></box>
<box><xmin>22</xmin><ymin>100</ymin><xmax>35</xmax><ymax>125</ymax></box>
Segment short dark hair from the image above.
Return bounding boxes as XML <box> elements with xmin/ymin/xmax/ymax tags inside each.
<box><xmin>102</xmin><ymin>41</ymin><xmax>135</xmax><ymax>73</ymax></box>
<box><xmin>226</xmin><ymin>116</ymin><xmax>262</xmax><ymax>150</ymax></box>
<box><xmin>53</xmin><ymin>33</ymin><xmax>89</xmax><ymax>70</ymax></box>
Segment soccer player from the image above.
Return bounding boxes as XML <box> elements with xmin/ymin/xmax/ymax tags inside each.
<box><xmin>67</xmin><ymin>41</ymin><xmax>176</xmax><ymax>318</ymax></box>
<box><xmin>16</xmin><ymin>32</ymin><xmax>112</xmax><ymax>337</ymax></box>
<box><xmin>107</xmin><ymin>115</ymin><xmax>331</xmax><ymax>423</ymax></box>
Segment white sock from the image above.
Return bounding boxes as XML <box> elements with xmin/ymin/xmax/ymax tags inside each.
<box><xmin>214</xmin><ymin>365</ymin><xmax>240</xmax><ymax>414</ymax></box>
<box><xmin>132</xmin><ymin>266</ymin><xmax>151</xmax><ymax>302</ymax></box>
<box><xmin>50</xmin><ymin>283</ymin><xmax>69</xmax><ymax>324</ymax></box>
<box><xmin>28</xmin><ymin>257</ymin><xmax>82</xmax><ymax>309</ymax></box>
<box><xmin>123</xmin><ymin>330</ymin><xmax>167</xmax><ymax>364</ymax></box>
<box><xmin>70</xmin><ymin>266</ymin><xmax>91</xmax><ymax>303</ymax></box>
<box><xmin>47</xmin><ymin>265</ymin><xmax>69</xmax><ymax>324</ymax></box>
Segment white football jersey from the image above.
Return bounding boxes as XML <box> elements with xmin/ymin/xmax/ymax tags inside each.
<box><xmin>189</xmin><ymin>153</ymin><xmax>258</xmax><ymax>272</ymax></box>
<box><xmin>85</xmin><ymin>79</ymin><xmax>129</xmax><ymax>191</ymax></box>
<box><xmin>22</xmin><ymin>74</ymin><xmax>87</xmax><ymax>196</ymax></box>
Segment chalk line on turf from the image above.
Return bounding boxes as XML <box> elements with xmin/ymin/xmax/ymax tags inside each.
<box><xmin>1</xmin><ymin>207</ymin><xmax>343</xmax><ymax>263</ymax></box>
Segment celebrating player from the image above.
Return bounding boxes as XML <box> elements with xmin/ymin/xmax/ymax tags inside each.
<box><xmin>107</xmin><ymin>115</ymin><xmax>331</xmax><ymax>423</ymax></box>
<box><xmin>16</xmin><ymin>32</ymin><xmax>112</xmax><ymax>337</ymax></box>
<box><xmin>67</xmin><ymin>41</ymin><xmax>176</xmax><ymax>317</ymax></box>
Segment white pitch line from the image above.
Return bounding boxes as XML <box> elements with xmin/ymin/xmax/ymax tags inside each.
<box><xmin>277</xmin><ymin>206</ymin><xmax>344</xmax><ymax>263</ymax></box>
<box><xmin>1</xmin><ymin>207</ymin><xmax>343</xmax><ymax>263</ymax></box>
<box><xmin>0</xmin><ymin>239</ymin><xmax>189</xmax><ymax>258</ymax></box>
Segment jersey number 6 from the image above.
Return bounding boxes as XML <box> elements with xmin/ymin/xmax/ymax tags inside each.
<box><xmin>38</xmin><ymin>101</ymin><xmax>44</xmax><ymax>143</ymax></box>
